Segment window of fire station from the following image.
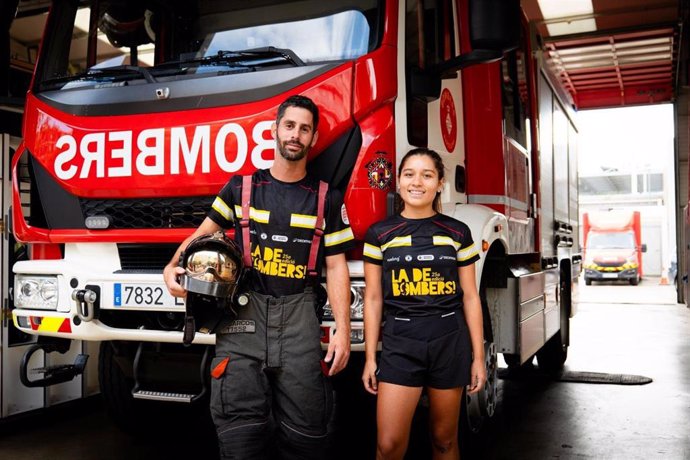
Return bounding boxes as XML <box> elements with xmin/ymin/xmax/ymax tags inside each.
<box><xmin>405</xmin><ymin>0</ymin><xmax>456</xmax><ymax>147</ymax></box>
<box><xmin>501</xmin><ymin>43</ymin><xmax>530</xmax><ymax>149</ymax></box>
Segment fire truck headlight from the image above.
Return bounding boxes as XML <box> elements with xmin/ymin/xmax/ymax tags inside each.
<box><xmin>15</xmin><ymin>276</ymin><xmax>59</xmax><ymax>310</ymax></box>
<box><xmin>349</xmin><ymin>282</ymin><xmax>365</xmax><ymax>319</ymax></box>
<box><xmin>321</xmin><ymin>281</ymin><xmax>365</xmax><ymax>320</ymax></box>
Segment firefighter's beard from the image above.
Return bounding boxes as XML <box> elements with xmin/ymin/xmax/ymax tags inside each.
<box><xmin>276</xmin><ymin>135</ymin><xmax>309</xmax><ymax>162</ymax></box>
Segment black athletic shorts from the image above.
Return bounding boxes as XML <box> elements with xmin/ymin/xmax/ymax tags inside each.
<box><xmin>376</xmin><ymin>310</ymin><xmax>472</xmax><ymax>389</ymax></box>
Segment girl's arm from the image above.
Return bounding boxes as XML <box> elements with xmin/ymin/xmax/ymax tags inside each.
<box><xmin>459</xmin><ymin>264</ymin><xmax>487</xmax><ymax>394</ymax></box>
<box><xmin>362</xmin><ymin>261</ymin><xmax>383</xmax><ymax>394</ymax></box>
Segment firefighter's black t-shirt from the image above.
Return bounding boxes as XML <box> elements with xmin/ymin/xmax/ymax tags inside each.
<box><xmin>207</xmin><ymin>169</ymin><xmax>355</xmax><ymax>297</ymax></box>
<box><xmin>363</xmin><ymin>213</ymin><xmax>480</xmax><ymax>317</ymax></box>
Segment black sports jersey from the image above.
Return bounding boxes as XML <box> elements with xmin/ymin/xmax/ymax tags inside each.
<box><xmin>363</xmin><ymin>214</ymin><xmax>480</xmax><ymax>317</ymax></box>
<box><xmin>207</xmin><ymin>169</ymin><xmax>355</xmax><ymax>297</ymax></box>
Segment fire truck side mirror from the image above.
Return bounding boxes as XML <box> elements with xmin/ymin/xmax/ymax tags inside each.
<box><xmin>433</xmin><ymin>0</ymin><xmax>520</xmax><ymax>76</ymax></box>
<box><xmin>469</xmin><ymin>0</ymin><xmax>520</xmax><ymax>53</ymax></box>
<box><xmin>408</xmin><ymin>67</ymin><xmax>442</xmax><ymax>102</ymax></box>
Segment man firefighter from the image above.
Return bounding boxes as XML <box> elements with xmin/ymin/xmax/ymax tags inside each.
<box><xmin>164</xmin><ymin>95</ymin><xmax>353</xmax><ymax>459</ymax></box>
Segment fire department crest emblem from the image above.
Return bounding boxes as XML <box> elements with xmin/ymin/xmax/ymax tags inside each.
<box><xmin>366</xmin><ymin>157</ymin><xmax>392</xmax><ymax>190</ymax></box>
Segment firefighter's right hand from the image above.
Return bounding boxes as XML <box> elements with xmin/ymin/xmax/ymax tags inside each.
<box><xmin>362</xmin><ymin>359</ymin><xmax>378</xmax><ymax>395</ymax></box>
<box><xmin>164</xmin><ymin>265</ymin><xmax>187</xmax><ymax>298</ymax></box>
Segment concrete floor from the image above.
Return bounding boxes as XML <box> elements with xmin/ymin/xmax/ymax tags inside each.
<box><xmin>0</xmin><ymin>277</ymin><xmax>688</xmax><ymax>460</ymax></box>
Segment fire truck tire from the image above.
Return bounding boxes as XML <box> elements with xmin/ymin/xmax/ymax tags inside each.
<box><xmin>584</xmin><ymin>278</ymin><xmax>592</xmax><ymax>286</ymax></box>
<box><xmin>629</xmin><ymin>277</ymin><xmax>639</xmax><ymax>286</ymax></box>
<box><xmin>460</xmin><ymin>341</ymin><xmax>497</xmax><ymax>439</ymax></box>
<box><xmin>98</xmin><ymin>341</ymin><xmax>145</xmax><ymax>433</ymax></box>
<box><xmin>536</xmin><ymin>333</ymin><xmax>568</xmax><ymax>372</ymax></box>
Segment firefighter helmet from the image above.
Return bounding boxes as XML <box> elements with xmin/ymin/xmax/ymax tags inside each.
<box><xmin>179</xmin><ymin>231</ymin><xmax>243</xmax><ymax>299</ymax></box>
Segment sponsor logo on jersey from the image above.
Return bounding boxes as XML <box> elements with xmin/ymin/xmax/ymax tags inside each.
<box><xmin>391</xmin><ymin>267</ymin><xmax>456</xmax><ymax>296</ymax></box>
<box><xmin>386</xmin><ymin>256</ymin><xmax>400</xmax><ymax>263</ymax></box>
<box><xmin>417</xmin><ymin>254</ymin><xmax>434</xmax><ymax>261</ymax></box>
<box><xmin>272</xmin><ymin>235</ymin><xmax>288</xmax><ymax>242</ymax></box>
<box><xmin>260</xmin><ymin>233</ymin><xmax>267</xmax><ymax>240</ymax></box>
<box><xmin>405</xmin><ymin>255</ymin><xmax>412</xmax><ymax>262</ymax></box>
<box><xmin>439</xmin><ymin>255</ymin><xmax>456</xmax><ymax>261</ymax></box>
<box><xmin>292</xmin><ymin>238</ymin><xmax>311</xmax><ymax>244</ymax></box>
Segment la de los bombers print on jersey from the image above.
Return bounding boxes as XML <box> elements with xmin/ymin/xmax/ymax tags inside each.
<box><xmin>363</xmin><ymin>214</ymin><xmax>480</xmax><ymax>317</ymax></box>
<box><xmin>207</xmin><ymin>169</ymin><xmax>355</xmax><ymax>297</ymax></box>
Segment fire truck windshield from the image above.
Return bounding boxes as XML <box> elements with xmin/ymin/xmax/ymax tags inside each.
<box><xmin>34</xmin><ymin>0</ymin><xmax>382</xmax><ymax>92</ymax></box>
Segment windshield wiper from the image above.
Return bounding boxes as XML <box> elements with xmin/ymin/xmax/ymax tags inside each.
<box><xmin>41</xmin><ymin>65</ymin><xmax>158</xmax><ymax>89</ymax></box>
<box><xmin>176</xmin><ymin>47</ymin><xmax>305</xmax><ymax>68</ymax></box>
<box><xmin>86</xmin><ymin>65</ymin><xmax>158</xmax><ymax>83</ymax></box>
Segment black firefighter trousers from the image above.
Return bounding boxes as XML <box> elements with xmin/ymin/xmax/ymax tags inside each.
<box><xmin>211</xmin><ymin>290</ymin><xmax>333</xmax><ymax>460</ymax></box>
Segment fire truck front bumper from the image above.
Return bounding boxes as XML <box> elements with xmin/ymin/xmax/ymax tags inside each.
<box><xmin>12</xmin><ymin>309</ymin><xmax>217</xmax><ymax>345</ymax></box>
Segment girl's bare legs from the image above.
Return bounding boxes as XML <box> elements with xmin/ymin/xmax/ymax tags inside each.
<box><xmin>376</xmin><ymin>382</ymin><xmax>423</xmax><ymax>460</ymax></box>
<box><xmin>427</xmin><ymin>386</ymin><xmax>463</xmax><ymax>459</ymax></box>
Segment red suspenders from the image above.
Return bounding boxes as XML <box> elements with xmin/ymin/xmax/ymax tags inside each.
<box><xmin>240</xmin><ymin>174</ymin><xmax>329</xmax><ymax>278</ymax></box>
<box><xmin>240</xmin><ymin>175</ymin><xmax>253</xmax><ymax>269</ymax></box>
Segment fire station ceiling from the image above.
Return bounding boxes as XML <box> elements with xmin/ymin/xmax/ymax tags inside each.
<box><xmin>522</xmin><ymin>0</ymin><xmax>682</xmax><ymax>110</ymax></box>
<box><xmin>8</xmin><ymin>1</ymin><xmax>686</xmax><ymax>111</ymax></box>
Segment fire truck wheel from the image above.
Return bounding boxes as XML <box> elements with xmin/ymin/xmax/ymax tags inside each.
<box><xmin>460</xmin><ymin>341</ymin><xmax>498</xmax><ymax>436</ymax></box>
<box><xmin>584</xmin><ymin>278</ymin><xmax>592</xmax><ymax>286</ymax></box>
<box><xmin>98</xmin><ymin>341</ymin><xmax>144</xmax><ymax>433</ymax></box>
<box><xmin>536</xmin><ymin>333</ymin><xmax>568</xmax><ymax>372</ymax></box>
<box><xmin>629</xmin><ymin>277</ymin><xmax>639</xmax><ymax>286</ymax></box>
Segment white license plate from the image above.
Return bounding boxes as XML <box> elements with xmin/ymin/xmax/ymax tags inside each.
<box><xmin>113</xmin><ymin>283</ymin><xmax>184</xmax><ymax>308</ymax></box>
<box><xmin>602</xmin><ymin>273</ymin><xmax>618</xmax><ymax>279</ymax></box>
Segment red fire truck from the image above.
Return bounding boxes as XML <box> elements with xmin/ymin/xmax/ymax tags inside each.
<box><xmin>11</xmin><ymin>0</ymin><xmax>579</xmax><ymax>433</ymax></box>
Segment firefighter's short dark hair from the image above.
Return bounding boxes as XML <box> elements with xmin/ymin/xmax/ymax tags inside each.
<box><xmin>276</xmin><ymin>95</ymin><xmax>319</xmax><ymax>131</ymax></box>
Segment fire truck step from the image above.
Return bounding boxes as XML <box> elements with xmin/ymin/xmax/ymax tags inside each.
<box><xmin>20</xmin><ymin>344</ymin><xmax>89</xmax><ymax>388</ymax></box>
<box><xmin>132</xmin><ymin>390</ymin><xmax>196</xmax><ymax>403</ymax></box>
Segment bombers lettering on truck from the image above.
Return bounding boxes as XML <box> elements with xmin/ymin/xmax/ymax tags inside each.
<box><xmin>53</xmin><ymin>121</ymin><xmax>274</xmax><ymax>180</ymax></box>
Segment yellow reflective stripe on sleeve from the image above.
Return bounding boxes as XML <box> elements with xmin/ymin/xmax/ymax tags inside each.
<box><xmin>212</xmin><ymin>197</ymin><xmax>233</xmax><ymax>221</ymax></box>
<box><xmin>363</xmin><ymin>243</ymin><xmax>383</xmax><ymax>260</ymax></box>
<box><xmin>433</xmin><ymin>235</ymin><xmax>461</xmax><ymax>251</ymax></box>
<box><xmin>381</xmin><ymin>235</ymin><xmax>412</xmax><ymax>251</ymax></box>
<box><xmin>458</xmin><ymin>243</ymin><xmax>479</xmax><ymax>262</ymax></box>
<box><xmin>233</xmin><ymin>205</ymin><xmax>270</xmax><ymax>223</ymax></box>
<box><xmin>290</xmin><ymin>213</ymin><xmax>318</xmax><ymax>229</ymax></box>
<box><xmin>324</xmin><ymin>227</ymin><xmax>355</xmax><ymax>247</ymax></box>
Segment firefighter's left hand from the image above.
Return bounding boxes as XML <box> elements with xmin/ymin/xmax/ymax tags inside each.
<box><xmin>324</xmin><ymin>328</ymin><xmax>350</xmax><ymax>376</ymax></box>
<box><xmin>467</xmin><ymin>357</ymin><xmax>487</xmax><ymax>394</ymax></box>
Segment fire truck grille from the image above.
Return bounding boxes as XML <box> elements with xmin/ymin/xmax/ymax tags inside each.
<box><xmin>117</xmin><ymin>244</ymin><xmax>179</xmax><ymax>271</ymax></box>
<box><xmin>80</xmin><ymin>196</ymin><xmax>214</xmax><ymax>229</ymax></box>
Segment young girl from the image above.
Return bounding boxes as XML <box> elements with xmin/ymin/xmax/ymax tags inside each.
<box><xmin>361</xmin><ymin>148</ymin><xmax>487</xmax><ymax>460</ymax></box>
